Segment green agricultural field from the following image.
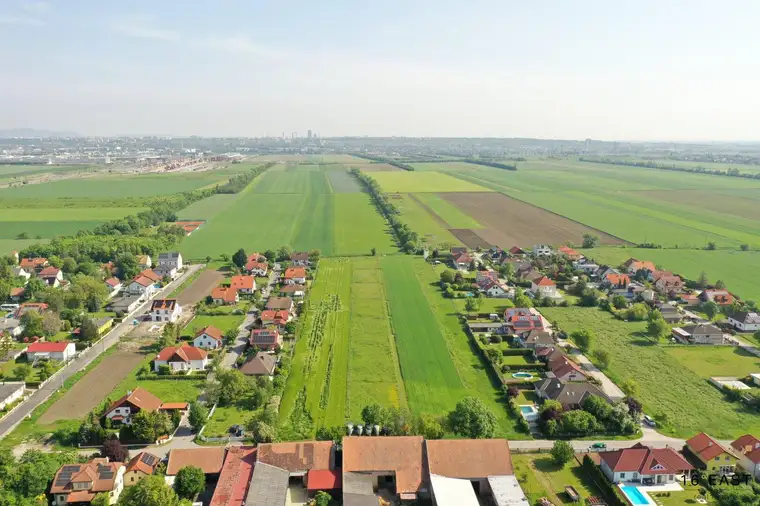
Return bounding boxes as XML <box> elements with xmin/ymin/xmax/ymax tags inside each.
<box><xmin>0</xmin><ymin>164</ymin><xmax>96</xmax><ymax>182</ymax></box>
<box><xmin>176</xmin><ymin>194</ymin><xmax>239</xmax><ymax>220</ymax></box>
<box><xmin>292</xmin><ymin>194</ymin><xmax>335</xmax><ymax>254</ymax></box>
<box><xmin>666</xmin><ymin>346</ymin><xmax>760</xmax><ymax>379</ymax></box>
<box><xmin>581</xmin><ymin>247</ymin><xmax>760</xmax><ymax>302</ymax></box>
<box><xmin>392</xmin><ymin>194</ymin><xmax>462</xmax><ymax>248</ymax></box>
<box><xmin>333</xmin><ymin>193</ymin><xmax>396</xmax><ymax>255</ymax></box>
<box><xmin>381</xmin><ymin>256</ymin><xmax>465</xmax><ymax>413</ymax></box>
<box><xmin>252</xmin><ymin>167</ymin><xmax>332</xmax><ymax>194</ymax></box>
<box><xmin>326</xmin><ymin>169</ymin><xmax>363</xmax><ymax>193</ymax></box>
<box><xmin>367</xmin><ymin>171</ymin><xmax>493</xmax><ymax>193</ymax></box>
<box><xmin>280</xmin><ymin>258</ymin><xmax>407</xmax><ymax>430</ymax></box>
<box><xmin>539</xmin><ymin>306</ymin><xmax>760</xmax><ymax>438</ymax></box>
<box><xmin>410</xmin><ymin>193</ymin><xmax>482</xmax><ymax>228</ymax></box>
<box><xmin>0</xmin><ymin>171</ymin><xmax>234</xmax><ymax>199</ymax></box>
<box><xmin>0</xmin><ymin>207</ymin><xmax>147</xmax><ymax>239</ymax></box>
<box><xmin>0</xmin><ymin>238</ymin><xmax>47</xmax><ymax>255</ymax></box>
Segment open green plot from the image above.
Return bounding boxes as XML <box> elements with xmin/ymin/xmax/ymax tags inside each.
<box><xmin>252</xmin><ymin>167</ymin><xmax>331</xmax><ymax>194</ymax></box>
<box><xmin>176</xmin><ymin>194</ymin><xmax>239</xmax><ymax>220</ymax></box>
<box><xmin>0</xmin><ymin>164</ymin><xmax>96</xmax><ymax>182</ymax></box>
<box><xmin>0</xmin><ymin>172</ymin><xmax>233</xmax><ymax>199</ymax></box>
<box><xmin>0</xmin><ymin>220</ymin><xmax>105</xmax><ymax>239</ymax></box>
<box><xmin>366</xmin><ymin>171</ymin><xmax>493</xmax><ymax>193</ymax></box>
<box><xmin>512</xmin><ymin>454</ymin><xmax>605</xmax><ymax>506</ymax></box>
<box><xmin>539</xmin><ymin>306</ymin><xmax>760</xmax><ymax>438</ymax></box>
<box><xmin>291</xmin><ymin>194</ymin><xmax>335</xmax><ymax>254</ymax></box>
<box><xmin>333</xmin><ymin>193</ymin><xmax>396</xmax><ymax>255</ymax></box>
<box><xmin>326</xmin><ymin>169</ymin><xmax>363</xmax><ymax>193</ymax></box>
<box><xmin>0</xmin><ymin>238</ymin><xmax>47</xmax><ymax>255</ymax></box>
<box><xmin>0</xmin><ymin>207</ymin><xmax>147</xmax><ymax>239</ymax></box>
<box><xmin>581</xmin><ymin>247</ymin><xmax>760</xmax><ymax>301</ymax></box>
<box><xmin>182</xmin><ymin>314</ymin><xmax>244</xmax><ymax>337</ymax></box>
<box><xmin>410</xmin><ymin>193</ymin><xmax>482</xmax><ymax>228</ymax></box>
<box><xmin>381</xmin><ymin>256</ymin><xmax>464</xmax><ymax>414</ymax></box>
<box><xmin>393</xmin><ymin>194</ymin><xmax>461</xmax><ymax>248</ymax></box>
<box><xmin>666</xmin><ymin>346</ymin><xmax>760</xmax><ymax>379</ymax></box>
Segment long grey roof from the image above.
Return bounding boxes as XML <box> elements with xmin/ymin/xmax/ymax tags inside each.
<box><xmin>0</xmin><ymin>382</ymin><xmax>24</xmax><ymax>402</ymax></box>
<box><xmin>534</xmin><ymin>378</ymin><xmax>611</xmax><ymax>406</ymax></box>
<box><xmin>245</xmin><ymin>462</ymin><xmax>289</xmax><ymax>506</ymax></box>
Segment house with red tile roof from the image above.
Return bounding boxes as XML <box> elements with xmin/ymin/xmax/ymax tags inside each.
<box><xmin>507</xmin><ymin>314</ymin><xmax>545</xmax><ymax>334</ymax></box>
<box><xmin>104</xmin><ymin>277</ymin><xmax>122</xmax><ymax>297</ymax></box>
<box><xmin>452</xmin><ymin>252</ymin><xmax>473</xmax><ymax>270</ymax></box>
<box><xmin>166</xmin><ymin>447</ymin><xmax>227</xmax><ymax>476</ymax></box>
<box><xmin>211</xmin><ymin>286</ymin><xmax>239</xmax><ymax>305</ymax></box>
<box><xmin>193</xmin><ymin>325</ymin><xmax>224</xmax><ymax>350</ymax></box>
<box><xmin>138</xmin><ymin>269</ymin><xmax>162</xmax><ymax>283</ymax></box>
<box><xmin>283</xmin><ymin>267</ymin><xmax>307</xmax><ymax>285</ymax></box>
<box><xmin>685</xmin><ymin>432</ymin><xmax>738</xmax><ymax>475</ymax></box>
<box><xmin>531</xmin><ymin>276</ymin><xmax>558</xmax><ymax>299</ymax></box>
<box><xmin>699</xmin><ymin>289</ymin><xmax>735</xmax><ymax>306</ymax></box>
<box><xmin>210</xmin><ymin>446</ymin><xmax>256</xmax><ymax>506</ymax></box>
<box><xmin>245</xmin><ymin>260</ymin><xmax>268</xmax><ymax>276</ymax></box>
<box><xmin>126</xmin><ymin>275</ymin><xmax>156</xmax><ymax>298</ymax></box>
<box><xmin>508</xmin><ymin>246</ymin><xmax>526</xmax><ymax>256</ymax></box>
<box><xmin>49</xmin><ymin>458</ymin><xmax>125</xmax><ymax>505</ymax></box>
<box><xmin>19</xmin><ymin>257</ymin><xmax>48</xmax><ymax>272</ymax></box>
<box><xmin>39</xmin><ymin>266</ymin><xmax>63</xmax><ymax>287</ymax></box>
<box><xmin>26</xmin><ymin>341</ymin><xmax>75</xmax><ymax>362</ymax></box>
<box><xmin>230</xmin><ymin>275</ymin><xmax>256</xmax><ymax>294</ymax></box>
<box><xmin>653</xmin><ymin>272</ymin><xmax>684</xmax><ymax>295</ymax></box>
<box><xmin>150</xmin><ymin>298</ymin><xmax>182</xmax><ymax>323</ymax></box>
<box><xmin>599</xmin><ymin>443</ymin><xmax>693</xmax><ymax>484</ymax></box>
<box><xmin>153</xmin><ymin>343</ymin><xmax>208</xmax><ymax>373</ymax></box>
<box><xmin>250</xmin><ymin>328</ymin><xmax>282</xmax><ymax>351</ymax></box>
<box><xmin>9</xmin><ymin>287</ymin><xmax>25</xmax><ymax>301</ymax></box>
<box><xmin>14</xmin><ymin>301</ymin><xmax>48</xmax><ymax>319</ymax></box>
<box><xmin>624</xmin><ymin>258</ymin><xmax>656</xmax><ymax>276</ymax></box>
<box><xmin>547</xmin><ymin>350</ymin><xmax>586</xmax><ymax>382</ymax></box>
<box><xmin>731</xmin><ymin>434</ymin><xmax>760</xmax><ymax>480</ymax></box>
<box><xmin>604</xmin><ymin>273</ymin><xmax>630</xmax><ymax>289</ymax></box>
<box><xmin>260</xmin><ymin>310</ymin><xmax>290</xmax><ymax>329</ymax></box>
<box><xmin>105</xmin><ymin>387</ymin><xmax>164</xmax><ymax>425</ymax></box>
<box><xmin>124</xmin><ymin>452</ymin><xmax>161</xmax><ymax>487</ymax></box>
<box><xmin>558</xmin><ymin>246</ymin><xmax>583</xmax><ymax>261</ymax></box>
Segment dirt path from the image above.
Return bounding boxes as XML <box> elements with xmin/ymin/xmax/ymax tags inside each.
<box><xmin>38</xmin><ymin>350</ymin><xmax>146</xmax><ymax>424</ymax></box>
<box><xmin>177</xmin><ymin>269</ymin><xmax>225</xmax><ymax>306</ymax></box>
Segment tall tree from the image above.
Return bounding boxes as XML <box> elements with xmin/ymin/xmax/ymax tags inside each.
<box><xmin>174</xmin><ymin>466</ymin><xmax>205</xmax><ymax>500</ymax></box>
<box><xmin>449</xmin><ymin>397</ymin><xmax>497</xmax><ymax>439</ymax></box>
<box><xmin>118</xmin><ymin>475</ymin><xmax>182</xmax><ymax>506</ymax></box>
<box><xmin>188</xmin><ymin>402</ymin><xmax>209</xmax><ymax>433</ymax></box>
<box><xmin>551</xmin><ymin>440</ymin><xmax>574</xmax><ymax>466</ymax></box>
<box><xmin>570</xmin><ymin>329</ymin><xmax>594</xmax><ymax>351</ymax></box>
<box><xmin>232</xmin><ymin>248</ymin><xmax>247</xmax><ymax>270</ymax></box>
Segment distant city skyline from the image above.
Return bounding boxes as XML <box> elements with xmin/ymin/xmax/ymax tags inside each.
<box><xmin>1</xmin><ymin>1</ymin><xmax>759</xmax><ymax>141</ymax></box>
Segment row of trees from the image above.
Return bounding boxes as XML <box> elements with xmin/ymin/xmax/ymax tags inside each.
<box><xmin>349</xmin><ymin>153</ymin><xmax>415</xmax><ymax>171</ymax></box>
<box><xmin>217</xmin><ymin>163</ymin><xmax>275</xmax><ymax>193</ymax></box>
<box><xmin>580</xmin><ymin>156</ymin><xmax>760</xmax><ymax>180</ymax></box>
<box><xmin>350</xmin><ymin>169</ymin><xmax>419</xmax><ymax>252</ymax></box>
<box><xmin>463</xmin><ymin>159</ymin><xmax>517</xmax><ymax>171</ymax></box>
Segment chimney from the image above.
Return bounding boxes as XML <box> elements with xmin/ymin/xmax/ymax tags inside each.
<box><xmin>708</xmin><ymin>441</ymin><xmax>713</xmax><ymax>447</ymax></box>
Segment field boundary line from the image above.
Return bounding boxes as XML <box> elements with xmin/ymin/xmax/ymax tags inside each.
<box><xmin>408</xmin><ymin>193</ymin><xmax>452</xmax><ymax>229</ymax></box>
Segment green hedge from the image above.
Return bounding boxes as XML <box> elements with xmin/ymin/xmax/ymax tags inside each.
<box><xmin>581</xmin><ymin>455</ymin><xmax>627</xmax><ymax>506</ymax></box>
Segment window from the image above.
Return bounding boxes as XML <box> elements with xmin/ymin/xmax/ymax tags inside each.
<box><xmin>715</xmin><ymin>457</ymin><xmax>720</xmax><ymax>461</ymax></box>
<box><xmin>620</xmin><ymin>473</ymin><xmax>626</xmax><ymax>479</ymax></box>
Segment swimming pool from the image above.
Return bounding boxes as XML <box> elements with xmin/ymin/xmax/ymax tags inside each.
<box><xmin>512</xmin><ymin>372</ymin><xmax>534</xmax><ymax>379</ymax></box>
<box><xmin>621</xmin><ymin>486</ymin><xmax>651</xmax><ymax>505</ymax></box>
<box><xmin>520</xmin><ymin>406</ymin><xmax>534</xmax><ymax>414</ymax></box>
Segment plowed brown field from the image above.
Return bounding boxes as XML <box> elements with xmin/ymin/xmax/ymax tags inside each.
<box><xmin>441</xmin><ymin>192</ymin><xmax>629</xmax><ymax>248</ymax></box>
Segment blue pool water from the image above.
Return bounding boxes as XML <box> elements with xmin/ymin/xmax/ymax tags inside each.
<box><xmin>621</xmin><ymin>486</ymin><xmax>649</xmax><ymax>505</ymax></box>
<box><xmin>512</xmin><ymin>372</ymin><xmax>534</xmax><ymax>379</ymax></box>
<box><xmin>519</xmin><ymin>406</ymin><xmax>535</xmax><ymax>414</ymax></box>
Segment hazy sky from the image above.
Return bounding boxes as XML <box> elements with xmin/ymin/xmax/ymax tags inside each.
<box><xmin>1</xmin><ymin>0</ymin><xmax>759</xmax><ymax>140</ymax></box>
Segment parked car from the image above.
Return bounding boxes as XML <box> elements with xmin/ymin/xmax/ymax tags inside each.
<box><xmin>590</xmin><ymin>442</ymin><xmax>607</xmax><ymax>450</ymax></box>
<box><xmin>643</xmin><ymin>415</ymin><xmax>656</xmax><ymax>427</ymax></box>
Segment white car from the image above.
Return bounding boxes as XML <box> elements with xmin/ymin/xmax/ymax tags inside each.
<box><xmin>643</xmin><ymin>415</ymin><xmax>656</xmax><ymax>427</ymax></box>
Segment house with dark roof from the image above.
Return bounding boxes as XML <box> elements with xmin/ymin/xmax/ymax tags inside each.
<box><xmin>671</xmin><ymin>323</ymin><xmax>725</xmax><ymax>345</ymax></box>
<box><xmin>250</xmin><ymin>329</ymin><xmax>282</xmax><ymax>351</ymax></box>
<box><xmin>49</xmin><ymin>458</ymin><xmax>125</xmax><ymax>506</ymax></box>
<box><xmin>534</xmin><ymin>378</ymin><xmax>611</xmax><ymax>410</ymax></box>
<box><xmin>599</xmin><ymin>443</ymin><xmax>693</xmax><ymax>485</ymax></box>
<box><xmin>124</xmin><ymin>452</ymin><xmax>160</xmax><ymax>487</ymax></box>
<box><xmin>153</xmin><ymin>343</ymin><xmax>208</xmax><ymax>373</ymax></box>
<box><xmin>156</xmin><ymin>252</ymin><xmax>183</xmax><ymax>278</ymax></box>
<box><xmin>39</xmin><ymin>266</ymin><xmax>63</xmax><ymax>287</ymax></box>
<box><xmin>731</xmin><ymin>434</ymin><xmax>760</xmax><ymax>480</ymax></box>
<box><xmin>266</xmin><ymin>296</ymin><xmax>294</xmax><ymax>313</ymax></box>
<box><xmin>193</xmin><ymin>325</ymin><xmax>224</xmax><ymax>350</ymax></box>
<box><xmin>239</xmin><ymin>352</ymin><xmax>277</xmax><ymax>376</ymax></box>
<box><xmin>150</xmin><ymin>298</ymin><xmax>182</xmax><ymax>323</ymax></box>
<box><xmin>727</xmin><ymin>311</ymin><xmax>760</xmax><ymax>332</ymax></box>
<box><xmin>290</xmin><ymin>251</ymin><xmax>311</xmax><ymax>266</ymax></box>
<box><xmin>685</xmin><ymin>432</ymin><xmax>738</xmax><ymax>475</ymax></box>
<box><xmin>653</xmin><ymin>302</ymin><xmax>682</xmax><ymax>323</ymax></box>
<box><xmin>516</xmin><ymin>330</ymin><xmax>554</xmax><ymax>350</ymax></box>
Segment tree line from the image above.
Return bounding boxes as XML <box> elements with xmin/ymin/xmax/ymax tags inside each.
<box><xmin>580</xmin><ymin>157</ymin><xmax>760</xmax><ymax>180</ymax></box>
<box><xmin>349</xmin><ymin>169</ymin><xmax>419</xmax><ymax>252</ymax></box>
<box><xmin>463</xmin><ymin>159</ymin><xmax>518</xmax><ymax>171</ymax></box>
<box><xmin>349</xmin><ymin>153</ymin><xmax>415</xmax><ymax>171</ymax></box>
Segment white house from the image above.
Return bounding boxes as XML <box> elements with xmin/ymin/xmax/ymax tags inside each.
<box><xmin>192</xmin><ymin>326</ymin><xmax>223</xmax><ymax>350</ymax></box>
<box><xmin>727</xmin><ymin>312</ymin><xmax>760</xmax><ymax>332</ymax></box>
<box><xmin>599</xmin><ymin>445</ymin><xmax>693</xmax><ymax>485</ymax></box>
<box><xmin>38</xmin><ymin>267</ymin><xmax>63</xmax><ymax>288</ymax></box>
<box><xmin>104</xmin><ymin>387</ymin><xmax>164</xmax><ymax>426</ymax></box>
<box><xmin>484</xmin><ymin>282</ymin><xmax>513</xmax><ymax>299</ymax></box>
<box><xmin>0</xmin><ymin>318</ymin><xmax>23</xmax><ymax>338</ymax></box>
<box><xmin>732</xmin><ymin>435</ymin><xmax>760</xmax><ymax>480</ymax></box>
<box><xmin>290</xmin><ymin>251</ymin><xmax>311</xmax><ymax>266</ymax></box>
<box><xmin>157</xmin><ymin>252</ymin><xmax>183</xmax><ymax>272</ymax></box>
<box><xmin>531</xmin><ymin>276</ymin><xmax>558</xmax><ymax>298</ymax></box>
<box><xmin>127</xmin><ymin>276</ymin><xmax>156</xmax><ymax>298</ymax></box>
<box><xmin>150</xmin><ymin>299</ymin><xmax>182</xmax><ymax>323</ymax></box>
<box><xmin>137</xmin><ymin>255</ymin><xmax>152</xmax><ymax>269</ymax></box>
<box><xmin>0</xmin><ymin>382</ymin><xmax>25</xmax><ymax>410</ymax></box>
<box><xmin>245</xmin><ymin>259</ymin><xmax>268</xmax><ymax>276</ymax></box>
<box><xmin>532</xmin><ymin>244</ymin><xmax>553</xmax><ymax>257</ymax></box>
<box><xmin>105</xmin><ymin>277</ymin><xmax>122</xmax><ymax>298</ymax></box>
<box><xmin>153</xmin><ymin>344</ymin><xmax>208</xmax><ymax>373</ymax></box>
<box><xmin>11</xmin><ymin>267</ymin><xmax>31</xmax><ymax>282</ymax></box>
<box><xmin>26</xmin><ymin>341</ymin><xmax>76</xmax><ymax>362</ymax></box>
<box><xmin>230</xmin><ymin>276</ymin><xmax>256</xmax><ymax>294</ymax></box>
<box><xmin>283</xmin><ymin>267</ymin><xmax>307</xmax><ymax>285</ymax></box>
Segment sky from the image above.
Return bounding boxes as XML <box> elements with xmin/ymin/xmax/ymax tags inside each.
<box><xmin>1</xmin><ymin>0</ymin><xmax>759</xmax><ymax>140</ymax></box>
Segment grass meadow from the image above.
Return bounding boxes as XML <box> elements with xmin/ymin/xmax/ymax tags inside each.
<box><xmin>410</xmin><ymin>192</ymin><xmax>482</xmax><ymax>228</ymax></box>
<box><xmin>176</xmin><ymin>194</ymin><xmax>240</xmax><ymax>221</ymax></box>
<box><xmin>0</xmin><ymin>207</ymin><xmax>147</xmax><ymax>239</ymax></box>
<box><xmin>0</xmin><ymin>238</ymin><xmax>47</xmax><ymax>255</ymax></box>
<box><xmin>582</xmin><ymin>247</ymin><xmax>760</xmax><ymax>302</ymax></box>
<box><xmin>367</xmin><ymin>171</ymin><xmax>493</xmax><ymax>193</ymax></box>
<box><xmin>333</xmin><ymin>194</ymin><xmax>396</xmax><ymax>255</ymax></box>
<box><xmin>392</xmin><ymin>194</ymin><xmax>462</xmax><ymax>248</ymax></box>
<box><xmin>540</xmin><ymin>306</ymin><xmax>760</xmax><ymax>438</ymax></box>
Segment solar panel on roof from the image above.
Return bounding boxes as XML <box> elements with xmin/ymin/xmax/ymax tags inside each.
<box><xmin>63</xmin><ymin>465</ymin><xmax>80</xmax><ymax>472</ymax></box>
<box><xmin>141</xmin><ymin>453</ymin><xmax>158</xmax><ymax>466</ymax></box>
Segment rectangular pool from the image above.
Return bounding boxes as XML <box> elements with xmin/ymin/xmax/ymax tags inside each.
<box><xmin>621</xmin><ymin>485</ymin><xmax>651</xmax><ymax>505</ymax></box>
<box><xmin>520</xmin><ymin>406</ymin><xmax>535</xmax><ymax>414</ymax></box>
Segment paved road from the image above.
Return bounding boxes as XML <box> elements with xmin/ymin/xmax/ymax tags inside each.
<box><xmin>0</xmin><ymin>264</ymin><xmax>204</xmax><ymax>440</ymax></box>
<box><xmin>568</xmin><ymin>348</ymin><xmax>626</xmax><ymax>401</ymax></box>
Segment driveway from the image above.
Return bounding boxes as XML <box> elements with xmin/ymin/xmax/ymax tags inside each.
<box><xmin>568</xmin><ymin>348</ymin><xmax>626</xmax><ymax>401</ymax></box>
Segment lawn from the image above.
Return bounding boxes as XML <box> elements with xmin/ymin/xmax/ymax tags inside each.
<box><xmin>107</xmin><ymin>354</ymin><xmax>206</xmax><ymax>405</ymax></box>
<box><xmin>366</xmin><ymin>171</ymin><xmax>493</xmax><ymax>193</ymax></box>
<box><xmin>381</xmin><ymin>256</ymin><xmax>464</xmax><ymax>414</ymax></box>
<box><xmin>411</xmin><ymin>193</ymin><xmax>482</xmax><ymax>228</ymax></box>
<box><xmin>183</xmin><ymin>314</ymin><xmax>244</xmax><ymax>337</ymax></box>
<box><xmin>0</xmin><ymin>207</ymin><xmax>145</xmax><ymax>239</ymax></box>
<box><xmin>540</xmin><ymin>306</ymin><xmax>760</xmax><ymax>438</ymax></box>
<box><xmin>581</xmin><ymin>247</ymin><xmax>760</xmax><ymax>302</ymax></box>
<box><xmin>176</xmin><ymin>194</ymin><xmax>240</xmax><ymax>221</ymax></box>
<box><xmin>512</xmin><ymin>454</ymin><xmax>606</xmax><ymax>506</ymax></box>
<box><xmin>665</xmin><ymin>346</ymin><xmax>760</xmax><ymax>379</ymax></box>
<box><xmin>333</xmin><ymin>193</ymin><xmax>396</xmax><ymax>256</ymax></box>
<box><xmin>203</xmin><ymin>405</ymin><xmax>249</xmax><ymax>438</ymax></box>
